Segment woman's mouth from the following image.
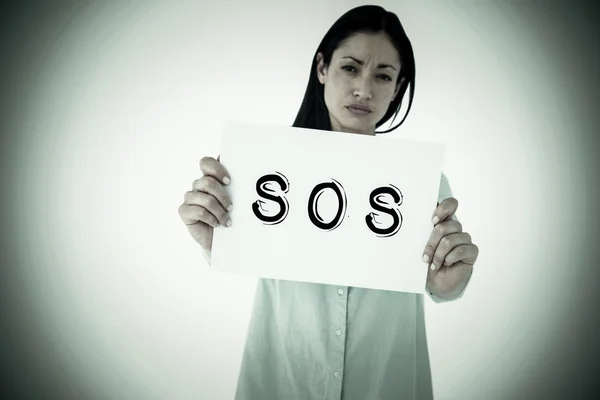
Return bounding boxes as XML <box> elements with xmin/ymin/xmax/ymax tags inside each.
<box><xmin>346</xmin><ymin>106</ymin><xmax>372</xmax><ymax>115</ymax></box>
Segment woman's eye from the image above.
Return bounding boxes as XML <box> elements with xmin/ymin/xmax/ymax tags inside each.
<box><xmin>343</xmin><ymin>66</ymin><xmax>392</xmax><ymax>82</ymax></box>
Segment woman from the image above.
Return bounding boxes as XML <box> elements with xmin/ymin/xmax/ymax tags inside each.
<box><xmin>178</xmin><ymin>5</ymin><xmax>478</xmax><ymax>399</ymax></box>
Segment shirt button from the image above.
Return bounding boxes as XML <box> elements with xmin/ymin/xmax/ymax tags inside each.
<box><xmin>338</xmin><ymin>288</ymin><xmax>344</xmax><ymax>295</ymax></box>
<box><xmin>333</xmin><ymin>371</ymin><xmax>340</xmax><ymax>378</ymax></box>
<box><xmin>336</xmin><ymin>329</ymin><xmax>342</xmax><ymax>336</ymax></box>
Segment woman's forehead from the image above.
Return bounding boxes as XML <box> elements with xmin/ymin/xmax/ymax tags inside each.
<box><xmin>335</xmin><ymin>33</ymin><xmax>400</xmax><ymax>64</ymax></box>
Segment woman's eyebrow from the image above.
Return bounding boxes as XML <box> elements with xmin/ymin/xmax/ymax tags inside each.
<box><xmin>341</xmin><ymin>56</ymin><xmax>397</xmax><ymax>71</ymax></box>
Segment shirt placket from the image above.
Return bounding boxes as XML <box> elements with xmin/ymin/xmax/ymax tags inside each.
<box><xmin>327</xmin><ymin>285</ymin><xmax>349</xmax><ymax>400</ymax></box>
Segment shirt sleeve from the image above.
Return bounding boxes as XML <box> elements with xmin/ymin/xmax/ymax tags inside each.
<box><xmin>202</xmin><ymin>248</ymin><xmax>212</xmax><ymax>266</ymax></box>
<box><xmin>426</xmin><ymin>172</ymin><xmax>472</xmax><ymax>303</ymax></box>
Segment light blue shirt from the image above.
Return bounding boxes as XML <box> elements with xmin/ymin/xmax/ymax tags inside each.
<box><xmin>207</xmin><ymin>174</ymin><xmax>470</xmax><ymax>399</ymax></box>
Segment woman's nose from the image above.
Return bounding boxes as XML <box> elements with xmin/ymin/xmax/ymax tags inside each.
<box><xmin>353</xmin><ymin>77</ymin><xmax>373</xmax><ymax>99</ymax></box>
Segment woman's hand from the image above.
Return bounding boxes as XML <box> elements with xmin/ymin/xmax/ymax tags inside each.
<box><xmin>178</xmin><ymin>156</ymin><xmax>233</xmax><ymax>253</ymax></box>
<box><xmin>422</xmin><ymin>197</ymin><xmax>478</xmax><ymax>298</ymax></box>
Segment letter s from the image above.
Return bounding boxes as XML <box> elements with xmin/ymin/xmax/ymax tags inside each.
<box><xmin>252</xmin><ymin>172</ymin><xmax>290</xmax><ymax>225</ymax></box>
<box><xmin>365</xmin><ymin>185</ymin><xmax>403</xmax><ymax>237</ymax></box>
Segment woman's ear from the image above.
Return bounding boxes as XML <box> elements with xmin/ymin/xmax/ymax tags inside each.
<box><xmin>392</xmin><ymin>77</ymin><xmax>406</xmax><ymax>102</ymax></box>
<box><xmin>316</xmin><ymin>52</ymin><xmax>327</xmax><ymax>84</ymax></box>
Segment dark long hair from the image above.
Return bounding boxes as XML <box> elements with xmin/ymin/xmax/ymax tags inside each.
<box><xmin>292</xmin><ymin>5</ymin><xmax>415</xmax><ymax>134</ymax></box>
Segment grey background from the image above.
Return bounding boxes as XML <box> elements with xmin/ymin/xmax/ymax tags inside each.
<box><xmin>1</xmin><ymin>1</ymin><xmax>598</xmax><ymax>399</ymax></box>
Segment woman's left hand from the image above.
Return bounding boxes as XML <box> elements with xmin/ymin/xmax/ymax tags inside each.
<box><xmin>422</xmin><ymin>197</ymin><xmax>478</xmax><ymax>297</ymax></box>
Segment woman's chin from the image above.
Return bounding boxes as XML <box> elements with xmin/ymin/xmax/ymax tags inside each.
<box><xmin>341</xmin><ymin>120</ymin><xmax>373</xmax><ymax>135</ymax></box>
<box><xmin>330</xmin><ymin>113</ymin><xmax>375</xmax><ymax>135</ymax></box>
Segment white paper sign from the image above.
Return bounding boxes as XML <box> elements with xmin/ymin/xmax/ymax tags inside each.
<box><xmin>210</xmin><ymin>121</ymin><xmax>445</xmax><ymax>294</ymax></box>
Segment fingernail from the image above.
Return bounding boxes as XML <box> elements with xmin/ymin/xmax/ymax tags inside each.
<box><xmin>227</xmin><ymin>204</ymin><xmax>233</xmax><ymax>212</ymax></box>
<box><xmin>430</xmin><ymin>264</ymin><xmax>437</xmax><ymax>271</ymax></box>
<box><xmin>422</xmin><ymin>254</ymin><xmax>430</xmax><ymax>263</ymax></box>
<box><xmin>223</xmin><ymin>176</ymin><xmax>231</xmax><ymax>185</ymax></box>
<box><xmin>226</xmin><ymin>219</ymin><xmax>232</xmax><ymax>227</ymax></box>
<box><xmin>432</xmin><ymin>216</ymin><xmax>439</xmax><ymax>225</ymax></box>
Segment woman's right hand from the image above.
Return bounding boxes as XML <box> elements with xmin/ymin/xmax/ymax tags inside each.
<box><xmin>178</xmin><ymin>156</ymin><xmax>233</xmax><ymax>253</ymax></box>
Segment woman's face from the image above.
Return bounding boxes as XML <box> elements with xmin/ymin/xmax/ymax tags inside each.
<box><xmin>317</xmin><ymin>31</ymin><xmax>403</xmax><ymax>135</ymax></box>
